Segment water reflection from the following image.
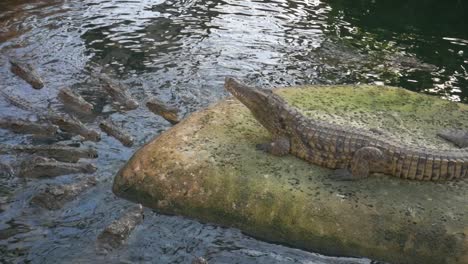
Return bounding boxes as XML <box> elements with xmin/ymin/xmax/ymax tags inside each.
<box><xmin>327</xmin><ymin>0</ymin><xmax>468</xmax><ymax>101</ymax></box>
<box><xmin>0</xmin><ymin>0</ymin><xmax>467</xmax><ymax>263</ymax></box>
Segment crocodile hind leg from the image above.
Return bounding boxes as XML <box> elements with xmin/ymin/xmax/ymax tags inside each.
<box><xmin>332</xmin><ymin>147</ymin><xmax>384</xmax><ymax>180</ymax></box>
<box><xmin>437</xmin><ymin>129</ymin><xmax>468</xmax><ymax>148</ymax></box>
<box><xmin>256</xmin><ymin>137</ymin><xmax>290</xmax><ymax>156</ymax></box>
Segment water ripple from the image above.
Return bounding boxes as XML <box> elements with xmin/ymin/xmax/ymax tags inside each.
<box><xmin>1</xmin><ymin>0</ymin><xmax>467</xmax><ymax>263</ymax></box>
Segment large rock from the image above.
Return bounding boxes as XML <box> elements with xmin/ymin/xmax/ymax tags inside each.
<box><xmin>113</xmin><ymin>85</ymin><xmax>468</xmax><ymax>264</ymax></box>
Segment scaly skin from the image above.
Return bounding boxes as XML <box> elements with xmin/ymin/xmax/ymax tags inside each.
<box><xmin>58</xmin><ymin>87</ymin><xmax>94</xmax><ymax>114</ymax></box>
<box><xmin>224</xmin><ymin>77</ymin><xmax>468</xmax><ymax>181</ymax></box>
<box><xmin>0</xmin><ymin>90</ymin><xmax>100</xmax><ymax>141</ymax></box>
<box><xmin>97</xmin><ymin>204</ymin><xmax>143</xmax><ymax>250</ymax></box>
<box><xmin>99</xmin><ymin>74</ymin><xmax>139</xmax><ymax>110</ymax></box>
<box><xmin>0</xmin><ymin>117</ymin><xmax>59</xmax><ymax>136</ymax></box>
<box><xmin>19</xmin><ymin>156</ymin><xmax>97</xmax><ymax>178</ymax></box>
<box><xmin>0</xmin><ymin>89</ymin><xmax>37</xmax><ymax>112</ymax></box>
<box><xmin>0</xmin><ymin>144</ymin><xmax>98</xmax><ymax>163</ymax></box>
<box><xmin>30</xmin><ymin>176</ymin><xmax>97</xmax><ymax>210</ymax></box>
<box><xmin>9</xmin><ymin>58</ymin><xmax>44</xmax><ymax>89</ymax></box>
<box><xmin>146</xmin><ymin>97</ymin><xmax>180</xmax><ymax>124</ymax></box>
<box><xmin>99</xmin><ymin>119</ymin><xmax>134</xmax><ymax>147</ymax></box>
<box><xmin>44</xmin><ymin>113</ymin><xmax>101</xmax><ymax>142</ymax></box>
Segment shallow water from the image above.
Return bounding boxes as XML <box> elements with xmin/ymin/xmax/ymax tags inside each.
<box><xmin>0</xmin><ymin>0</ymin><xmax>467</xmax><ymax>263</ymax></box>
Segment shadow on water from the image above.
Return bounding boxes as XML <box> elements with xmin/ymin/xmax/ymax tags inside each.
<box><xmin>0</xmin><ymin>0</ymin><xmax>467</xmax><ymax>263</ymax></box>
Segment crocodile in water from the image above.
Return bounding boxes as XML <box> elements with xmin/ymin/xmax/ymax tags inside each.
<box><xmin>0</xmin><ymin>90</ymin><xmax>100</xmax><ymax>141</ymax></box>
<box><xmin>19</xmin><ymin>156</ymin><xmax>97</xmax><ymax>178</ymax></box>
<box><xmin>9</xmin><ymin>58</ymin><xmax>44</xmax><ymax>89</ymax></box>
<box><xmin>0</xmin><ymin>144</ymin><xmax>98</xmax><ymax>163</ymax></box>
<box><xmin>58</xmin><ymin>87</ymin><xmax>94</xmax><ymax>114</ymax></box>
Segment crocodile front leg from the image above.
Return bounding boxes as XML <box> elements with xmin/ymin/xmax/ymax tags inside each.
<box><xmin>437</xmin><ymin>129</ymin><xmax>468</xmax><ymax>148</ymax></box>
<box><xmin>256</xmin><ymin>137</ymin><xmax>290</xmax><ymax>156</ymax></box>
<box><xmin>333</xmin><ymin>146</ymin><xmax>384</xmax><ymax>180</ymax></box>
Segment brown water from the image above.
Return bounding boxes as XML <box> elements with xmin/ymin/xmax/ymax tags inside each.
<box><xmin>1</xmin><ymin>0</ymin><xmax>467</xmax><ymax>263</ymax></box>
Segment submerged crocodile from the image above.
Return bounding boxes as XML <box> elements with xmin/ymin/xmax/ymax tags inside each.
<box><xmin>30</xmin><ymin>176</ymin><xmax>97</xmax><ymax>210</ymax></box>
<box><xmin>99</xmin><ymin>73</ymin><xmax>139</xmax><ymax>110</ymax></box>
<box><xmin>99</xmin><ymin>119</ymin><xmax>134</xmax><ymax>147</ymax></box>
<box><xmin>19</xmin><ymin>156</ymin><xmax>97</xmax><ymax>178</ymax></box>
<box><xmin>97</xmin><ymin>203</ymin><xmax>144</xmax><ymax>250</ymax></box>
<box><xmin>0</xmin><ymin>90</ymin><xmax>100</xmax><ymax>141</ymax></box>
<box><xmin>224</xmin><ymin>77</ymin><xmax>468</xmax><ymax>181</ymax></box>
<box><xmin>0</xmin><ymin>144</ymin><xmax>98</xmax><ymax>163</ymax></box>
<box><xmin>9</xmin><ymin>58</ymin><xmax>44</xmax><ymax>89</ymax></box>
<box><xmin>0</xmin><ymin>117</ymin><xmax>59</xmax><ymax>136</ymax></box>
<box><xmin>58</xmin><ymin>87</ymin><xmax>94</xmax><ymax>114</ymax></box>
<box><xmin>146</xmin><ymin>97</ymin><xmax>180</xmax><ymax>124</ymax></box>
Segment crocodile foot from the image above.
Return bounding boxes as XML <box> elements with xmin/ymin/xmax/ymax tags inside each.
<box><xmin>255</xmin><ymin>137</ymin><xmax>290</xmax><ymax>156</ymax></box>
<box><xmin>331</xmin><ymin>169</ymin><xmax>357</xmax><ymax>181</ymax></box>
<box><xmin>437</xmin><ymin>129</ymin><xmax>468</xmax><ymax>148</ymax></box>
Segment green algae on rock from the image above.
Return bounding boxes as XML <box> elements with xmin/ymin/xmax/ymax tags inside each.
<box><xmin>113</xmin><ymin>85</ymin><xmax>468</xmax><ymax>264</ymax></box>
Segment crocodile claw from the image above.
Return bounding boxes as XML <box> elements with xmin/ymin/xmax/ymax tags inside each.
<box><xmin>437</xmin><ymin>129</ymin><xmax>468</xmax><ymax>148</ymax></box>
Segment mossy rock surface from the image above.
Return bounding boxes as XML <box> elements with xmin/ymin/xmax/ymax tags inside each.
<box><xmin>113</xmin><ymin>85</ymin><xmax>468</xmax><ymax>264</ymax></box>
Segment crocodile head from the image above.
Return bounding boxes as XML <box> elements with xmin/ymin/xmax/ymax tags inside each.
<box><xmin>9</xmin><ymin>58</ymin><xmax>44</xmax><ymax>89</ymax></box>
<box><xmin>224</xmin><ymin>77</ymin><xmax>289</xmax><ymax>136</ymax></box>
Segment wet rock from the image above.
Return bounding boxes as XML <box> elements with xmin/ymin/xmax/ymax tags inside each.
<box><xmin>0</xmin><ymin>117</ymin><xmax>59</xmax><ymax>136</ymax></box>
<box><xmin>9</xmin><ymin>58</ymin><xmax>44</xmax><ymax>89</ymax></box>
<box><xmin>146</xmin><ymin>97</ymin><xmax>180</xmax><ymax>124</ymax></box>
<box><xmin>99</xmin><ymin>119</ymin><xmax>134</xmax><ymax>147</ymax></box>
<box><xmin>99</xmin><ymin>74</ymin><xmax>139</xmax><ymax>110</ymax></box>
<box><xmin>19</xmin><ymin>156</ymin><xmax>97</xmax><ymax>178</ymax></box>
<box><xmin>97</xmin><ymin>204</ymin><xmax>143</xmax><ymax>250</ymax></box>
<box><xmin>0</xmin><ymin>144</ymin><xmax>98</xmax><ymax>163</ymax></box>
<box><xmin>192</xmin><ymin>257</ymin><xmax>208</xmax><ymax>264</ymax></box>
<box><xmin>30</xmin><ymin>176</ymin><xmax>97</xmax><ymax>210</ymax></box>
<box><xmin>114</xmin><ymin>85</ymin><xmax>468</xmax><ymax>264</ymax></box>
<box><xmin>58</xmin><ymin>87</ymin><xmax>94</xmax><ymax>114</ymax></box>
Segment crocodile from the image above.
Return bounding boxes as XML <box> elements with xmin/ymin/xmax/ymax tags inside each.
<box><xmin>0</xmin><ymin>144</ymin><xmax>98</xmax><ymax>163</ymax></box>
<box><xmin>99</xmin><ymin>119</ymin><xmax>134</xmax><ymax>147</ymax></box>
<box><xmin>0</xmin><ymin>89</ymin><xmax>36</xmax><ymax>112</ymax></box>
<box><xmin>0</xmin><ymin>117</ymin><xmax>59</xmax><ymax>136</ymax></box>
<box><xmin>99</xmin><ymin>73</ymin><xmax>139</xmax><ymax>110</ymax></box>
<box><xmin>224</xmin><ymin>77</ymin><xmax>468</xmax><ymax>181</ymax></box>
<box><xmin>9</xmin><ymin>58</ymin><xmax>44</xmax><ymax>89</ymax></box>
<box><xmin>58</xmin><ymin>87</ymin><xmax>94</xmax><ymax>114</ymax></box>
<box><xmin>43</xmin><ymin>113</ymin><xmax>101</xmax><ymax>142</ymax></box>
<box><xmin>0</xmin><ymin>90</ymin><xmax>100</xmax><ymax>141</ymax></box>
<box><xmin>30</xmin><ymin>176</ymin><xmax>97</xmax><ymax>210</ymax></box>
<box><xmin>97</xmin><ymin>203</ymin><xmax>143</xmax><ymax>250</ymax></box>
<box><xmin>19</xmin><ymin>156</ymin><xmax>97</xmax><ymax>178</ymax></box>
<box><xmin>146</xmin><ymin>97</ymin><xmax>180</xmax><ymax>124</ymax></box>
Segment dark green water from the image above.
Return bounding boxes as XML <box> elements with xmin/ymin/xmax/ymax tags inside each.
<box><xmin>327</xmin><ymin>0</ymin><xmax>468</xmax><ymax>101</ymax></box>
<box><xmin>0</xmin><ymin>0</ymin><xmax>467</xmax><ymax>263</ymax></box>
